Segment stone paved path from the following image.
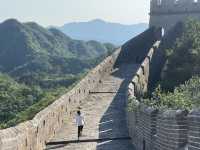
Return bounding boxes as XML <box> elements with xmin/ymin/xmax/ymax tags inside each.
<box><xmin>46</xmin><ymin>64</ymin><xmax>138</xmax><ymax>150</ymax></box>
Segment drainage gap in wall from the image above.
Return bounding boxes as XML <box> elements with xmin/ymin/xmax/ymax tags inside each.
<box><xmin>43</xmin><ymin>120</ymin><xmax>46</xmax><ymax>127</ymax></box>
<box><xmin>143</xmin><ymin>140</ymin><xmax>146</xmax><ymax>150</ymax></box>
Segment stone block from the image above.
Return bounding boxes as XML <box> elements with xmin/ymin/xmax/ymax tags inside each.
<box><xmin>188</xmin><ymin>109</ymin><xmax>200</xmax><ymax>150</ymax></box>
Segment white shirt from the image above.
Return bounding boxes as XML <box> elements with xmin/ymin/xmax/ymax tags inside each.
<box><xmin>75</xmin><ymin>115</ymin><xmax>85</xmax><ymax>126</ymax></box>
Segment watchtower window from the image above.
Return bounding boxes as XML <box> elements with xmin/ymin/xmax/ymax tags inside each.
<box><xmin>161</xmin><ymin>27</ymin><xmax>165</xmax><ymax>37</ymax></box>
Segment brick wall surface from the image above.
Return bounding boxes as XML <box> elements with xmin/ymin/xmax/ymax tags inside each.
<box><xmin>127</xmin><ymin>40</ymin><xmax>161</xmax><ymax>150</ymax></box>
<box><xmin>150</xmin><ymin>0</ymin><xmax>200</xmax><ymax>32</ymax></box>
<box><xmin>126</xmin><ymin>33</ymin><xmax>200</xmax><ymax>150</ymax></box>
<box><xmin>188</xmin><ymin>109</ymin><xmax>200</xmax><ymax>150</ymax></box>
<box><xmin>155</xmin><ymin>110</ymin><xmax>188</xmax><ymax>150</ymax></box>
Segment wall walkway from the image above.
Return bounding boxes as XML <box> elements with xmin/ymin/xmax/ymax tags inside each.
<box><xmin>0</xmin><ymin>27</ymin><xmax>159</xmax><ymax>150</ymax></box>
<box><xmin>46</xmin><ymin>63</ymin><xmax>138</xmax><ymax>150</ymax></box>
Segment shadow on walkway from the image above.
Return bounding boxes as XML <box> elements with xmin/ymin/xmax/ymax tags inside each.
<box><xmin>46</xmin><ymin>137</ymin><xmax>131</xmax><ymax>150</ymax></box>
<box><xmin>45</xmin><ymin>144</ymin><xmax>67</xmax><ymax>150</ymax></box>
<box><xmin>96</xmin><ymin>63</ymin><xmax>138</xmax><ymax>150</ymax></box>
<box><xmin>45</xmin><ymin>63</ymin><xmax>138</xmax><ymax>150</ymax></box>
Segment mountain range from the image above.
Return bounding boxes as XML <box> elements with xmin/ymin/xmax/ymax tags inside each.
<box><xmin>58</xmin><ymin>19</ymin><xmax>148</xmax><ymax>45</ymax></box>
<box><xmin>0</xmin><ymin>19</ymin><xmax>115</xmax><ymax>76</ymax></box>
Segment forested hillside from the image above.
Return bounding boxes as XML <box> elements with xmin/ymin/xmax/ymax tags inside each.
<box><xmin>160</xmin><ymin>19</ymin><xmax>200</xmax><ymax>91</ymax></box>
<box><xmin>0</xmin><ymin>19</ymin><xmax>115</xmax><ymax>128</ymax></box>
<box><xmin>141</xmin><ymin>19</ymin><xmax>200</xmax><ymax>111</ymax></box>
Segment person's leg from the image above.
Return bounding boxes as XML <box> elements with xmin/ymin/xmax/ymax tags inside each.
<box><xmin>78</xmin><ymin>126</ymin><xmax>81</xmax><ymax>140</ymax></box>
<box><xmin>80</xmin><ymin>125</ymin><xmax>83</xmax><ymax>136</ymax></box>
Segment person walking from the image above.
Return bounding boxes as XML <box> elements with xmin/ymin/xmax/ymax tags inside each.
<box><xmin>75</xmin><ymin>110</ymin><xmax>85</xmax><ymax>140</ymax></box>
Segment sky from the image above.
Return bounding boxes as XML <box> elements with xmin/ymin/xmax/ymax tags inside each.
<box><xmin>0</xmin><ymin>0</ymin><xmax>150</xmax><ymax>27</ymax></box>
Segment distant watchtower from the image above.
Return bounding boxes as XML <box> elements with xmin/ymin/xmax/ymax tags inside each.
<box><xmin>149</xmin><ymin>0</ymin><xmax>200</xmax><ymax>32</ymax></box>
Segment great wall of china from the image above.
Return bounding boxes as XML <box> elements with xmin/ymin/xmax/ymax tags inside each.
<box><xmin>150</xmin><ymin>0</ymin><xmax>200</xmax><ymax>31</ymax></box>
<box><xmin>0</xmin><ymin>26</ymin><xmax>161</xmax><ymax>150</ymax></box>
<box><xmin>126</xmin><ymin>35</ymin><xmax>200</xmax><ymax>150</ymax></box>
<box><xmin>0</xmin><ymin>40</ymin><xmax>121</xmax><ymax>149</ymax></box>
<box><xmin>1</xmin><ymin>0</ymin><xmax>200</xmax><ymax>149</ymax></box>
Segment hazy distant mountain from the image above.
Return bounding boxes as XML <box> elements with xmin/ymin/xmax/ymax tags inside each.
<box><xmin>59</xmin><ymin>19</ymin><xmax>148</xmax><ymax>45</ymax></box>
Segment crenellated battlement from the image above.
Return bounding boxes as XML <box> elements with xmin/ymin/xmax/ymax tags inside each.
<box><xmin>151</xmin><ymin>0</ymin><xmax>200</xmax><ymax>14</ymax></box>
<box><xmin>150</xmin><ymin>0</ymin><xmax>200</xmax><ymax>32</ymax></box>
<box><xmin>126</xmin><ymin>37</ymin><xmax>200</xmax><ymax>150</ymax></box>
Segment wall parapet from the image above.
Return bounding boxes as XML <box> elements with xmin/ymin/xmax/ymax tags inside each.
<box><xmin>151</xmin><ymin>0</ymin><xmax>200</xmax><ymax>14</ymax></box>
<box><xmin>126</xmin><ymin>39</ymin><xmax>161</xmax><ymax>150</ymax></box>
<box><xmin>155</xmin><ymin>109</ymin><xmax>188</xmax><ymax>150</ymax></box>
<box><xmin>127</xmin><ymin>41</ymin><xmax>160</xmax><ymax>99</ymax></box>
<box><xmin>149</xmin><ymin>0</ymin><xmax>200</xmax><ymax>32</ymax></box>
<box><xmin>126</xmin><ymin>35</ymin><xmax>200</xmax><ymax>150</ymax></box>
<box><xmin>188</xmin><ymin>109</ymin><xmax>200</xmax><ymax>150</ymax></box>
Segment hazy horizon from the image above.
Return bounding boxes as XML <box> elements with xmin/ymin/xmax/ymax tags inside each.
<box><xmin>61</xmin><ymin>19</ymin><xmax>149</xmax><ymax>26</ymax></box>
<box><xmin>0</xmin><ymin>0</ymin><xmax>150</xmax><ymax>27</ymax></box>
<box><xmin>0</xmin><ymin>18</ymin><xmax>149</xmax><ymax>28</ymax></box>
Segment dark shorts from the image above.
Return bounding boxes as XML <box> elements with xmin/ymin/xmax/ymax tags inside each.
<box><xmin>78</xmin><ymin>125</ymin><xmax>84</xmax><ymax>137</ymax></box>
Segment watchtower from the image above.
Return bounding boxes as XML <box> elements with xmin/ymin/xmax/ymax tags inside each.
<box><xmin>149</xmin><ymin>0</ymin><xmax>200</xmax><ymax>32</ymax></box>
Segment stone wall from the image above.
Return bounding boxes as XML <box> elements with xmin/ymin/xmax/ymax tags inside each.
<box><xmin>188</xmin><ymin>109</ymin><xmax>200</xmax><ymax>150</ymax></box>
<box><xmin>126</xmin><ymin>34</ymin><xmax>200</xmax><ymax>150</ymax></box>
<box><xmin>127</xmin><ymin>105</ymin><xmax>158</xmax><ymax>150</ymax></box>
<box><xmin>127</xmin><ymin>106</ymin><xmax>190</xmax><ymax>150</ymax></box>
<box><xmin>149</xmin><ymin>0</ymin><xmax>200</xmax><ymax>31</ymax></box>
<box><xmin>155</xmin><ymin>110</ymin><xmax>188</xmax><ymax>150</ymax></box>
<box><xmin>114</xmin><ymin>27</ymin><xmax>161</xmax><ymax>67</ymax></box>
<box><xmin>0</xmin><ymin>26</ymin><xmax>161</xmax><ymax>150</ymax></box>
<box><xmin>128</xmin><ymin>41</ymin><xmax>160</xmax><ymax>99</ymax></box>
<box><xmin>150</xmin><ymin>0</ymin><xmax>200</xmax><ymax>14</ymax></box>
<box><xmin>127</xmin><ymin>40</ymin><xmax>161</xmax><ymax>150</ymax></box>
<box><xmin>0</xmin><ymin>48</ymin><xmax>121</xmax><ymax>150</ymax></box>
